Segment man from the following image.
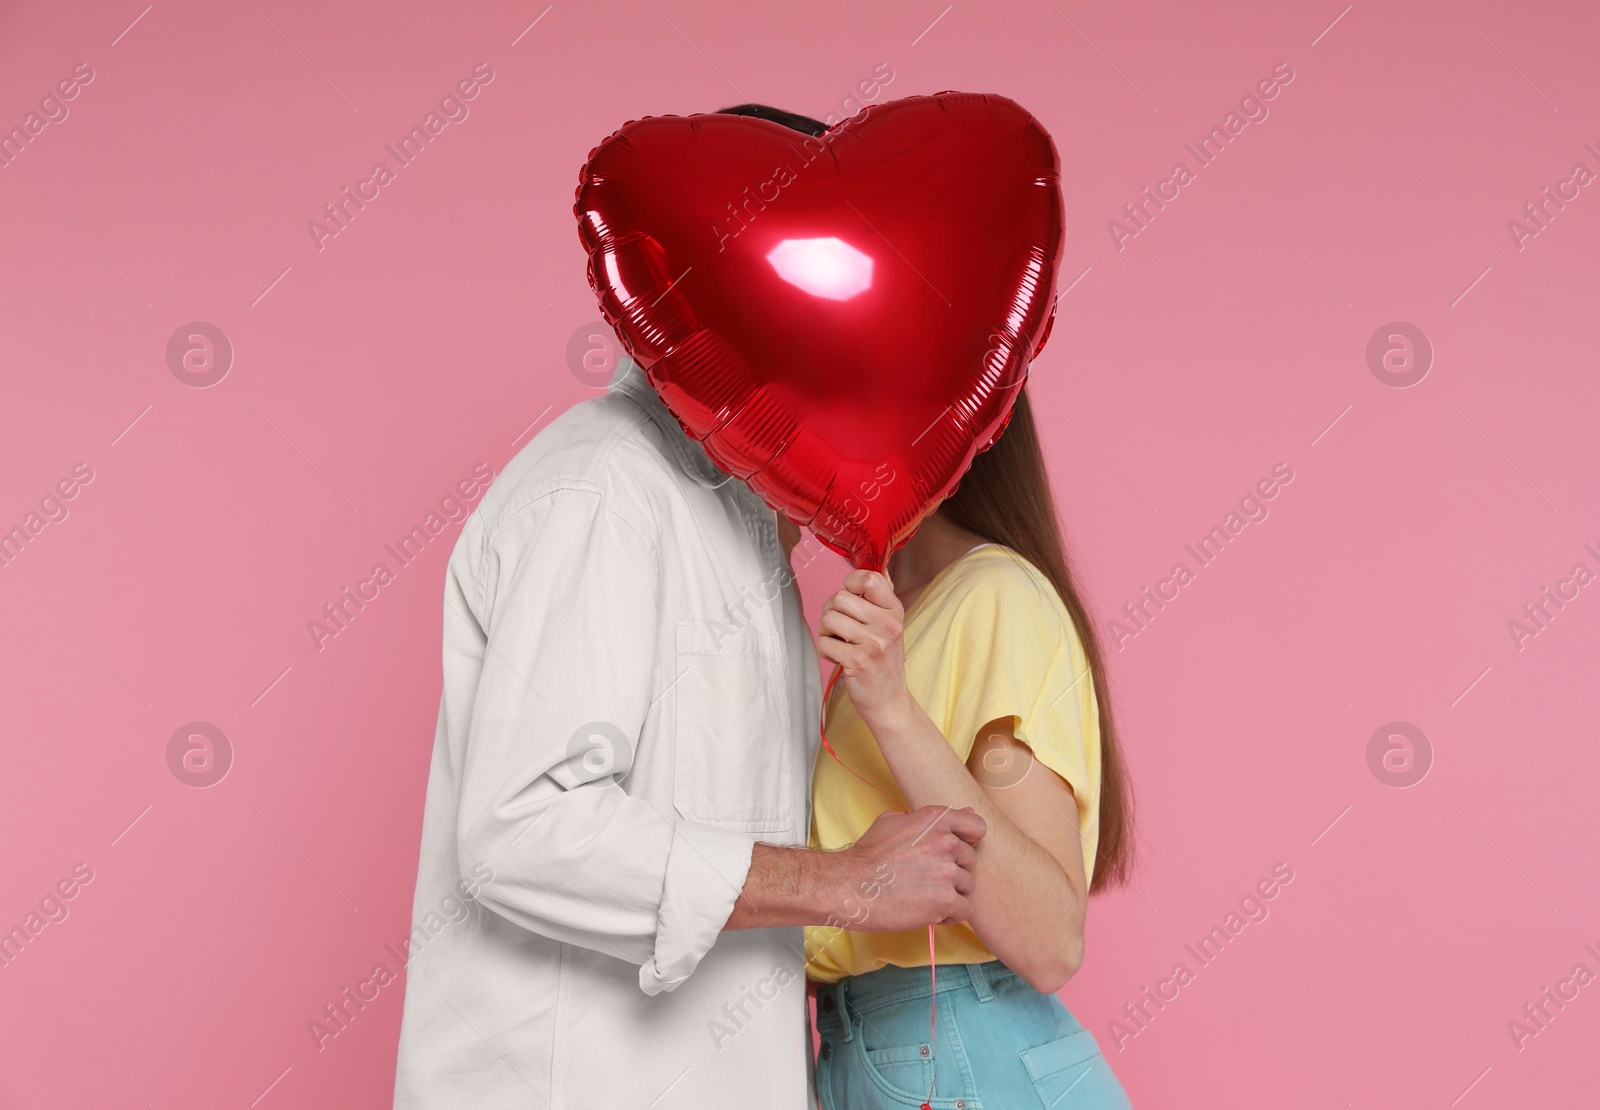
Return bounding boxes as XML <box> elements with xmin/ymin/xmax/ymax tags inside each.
<box><xmin>393</xmin><ymin>356</ymin><xmax>986</xmax><ymax>1109</ymax></box>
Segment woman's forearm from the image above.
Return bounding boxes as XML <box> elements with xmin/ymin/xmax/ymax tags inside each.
<box><xmin>865</xmin><ymin>699</ymin><xmax>1087</xmax><ymax>992</ymax></box>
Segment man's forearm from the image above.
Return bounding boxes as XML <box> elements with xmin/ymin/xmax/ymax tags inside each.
<box><xmin>722</xmin><ymin>805</ymin><xmax>987</xmax><ymax>935</ymax></box>
<box><xmin>724</xmin><ymin>844</ymin><xmax>846</xmax><ymax>930</ymax></box>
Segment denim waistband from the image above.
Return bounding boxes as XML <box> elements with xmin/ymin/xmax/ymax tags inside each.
<box><xmin>825</xmin><ymin>960</ymin><xmax>1018</xmax><ymax>1013</ymax></box>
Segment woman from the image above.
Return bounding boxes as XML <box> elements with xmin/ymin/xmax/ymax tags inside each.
<box><xmin>719</xmin><ymin>102</ymin><xmax>1135</xmax><ymax>1109</ymax></box>
<box><xmin>805</xmin><ymin>384</ymin><xmax>1135</xmax><ymax>1109</ymax></box>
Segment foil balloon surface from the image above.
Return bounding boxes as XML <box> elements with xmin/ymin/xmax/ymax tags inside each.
<box><xmin>575</xmin><ymin>92</ymin><xmax>1065</xmax><ymax>570</ymax></box>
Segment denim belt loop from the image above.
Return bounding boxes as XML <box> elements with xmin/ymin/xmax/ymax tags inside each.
<box><xmin>836</xmin><ymin>983</ymin><xmax>856</xmax><ymax>1043</ymax></box>
<box><xmin>965</xmin><ymin>961</ymin><xmax>995</xmax><ymax>1002</ymax></box>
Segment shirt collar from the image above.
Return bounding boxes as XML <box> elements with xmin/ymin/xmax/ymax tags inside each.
<box><xmin>610</xmin><ymin>357</ymin><xmax>735</xmax><ymax>491</ymax></box>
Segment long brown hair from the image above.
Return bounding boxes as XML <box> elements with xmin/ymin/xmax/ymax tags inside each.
<box><xmin>939</xmin><ymin>389</ymin><xmax>1135</xmax><ymax>893</ymax></box>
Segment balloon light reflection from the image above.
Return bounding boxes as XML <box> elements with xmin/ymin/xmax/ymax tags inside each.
<box><xmin>765</xmin><ymin>237</ymin><xmax>874</xmax><ymax>301</ymax></box>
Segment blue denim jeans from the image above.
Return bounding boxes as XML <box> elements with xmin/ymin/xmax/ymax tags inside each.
<box><xmin>815</xmin><ymin>961</ymin><xmax>1132</xmax><ymax>1109</ymax></box>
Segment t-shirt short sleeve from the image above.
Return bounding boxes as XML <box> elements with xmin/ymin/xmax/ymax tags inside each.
<box><xmin>909</xmin><ymin>552</ymin><xmax>1103</xmax><ymax>886</ymax></box>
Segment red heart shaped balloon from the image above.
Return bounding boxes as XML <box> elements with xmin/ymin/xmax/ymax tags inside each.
<box><xmin>575</xmin><ymin>92</ymin><xmax>1064</xmax><ymax>569</ymax></box>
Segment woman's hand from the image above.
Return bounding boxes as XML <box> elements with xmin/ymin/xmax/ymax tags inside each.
<box><xmin>817</xmin><ymin>568</ymin><xmax>914</xmax><ymax>731</ymax></box>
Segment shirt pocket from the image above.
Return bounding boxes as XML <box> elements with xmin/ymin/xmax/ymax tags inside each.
<box><xmin>673</xmin><ymin>619</ymin><xmax>795</xmax><ymax>833</ymax></box>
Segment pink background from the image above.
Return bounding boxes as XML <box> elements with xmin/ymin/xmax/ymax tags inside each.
<box><xmin>3</xmin><ymin>1</ymin><xmax>1598</xmax><ymax>1107</ymax></box>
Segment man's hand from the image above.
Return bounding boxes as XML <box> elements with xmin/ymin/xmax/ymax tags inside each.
<box><xmin>725</xmin><ymin>806</ymin><xmax>986</xmax><ymax>933</ymax></box>
<box><xmin>830</xmin><ymin>806</ymin><xmax>986</xmax><ymax>930</ymax></box>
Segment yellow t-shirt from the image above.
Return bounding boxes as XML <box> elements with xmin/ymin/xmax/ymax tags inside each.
<box><xmin>804</xmin><ymin>543</ymin><xmax>1103</xmax><ymax>984</ymax></box>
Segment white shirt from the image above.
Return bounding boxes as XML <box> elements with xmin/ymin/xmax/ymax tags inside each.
<box><xmin>394</xmin><ymin>361</ymin><xmax>821</xmax><ymax>1109</ymax></box>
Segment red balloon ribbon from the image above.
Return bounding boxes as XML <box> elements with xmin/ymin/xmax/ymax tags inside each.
<box><xmin>819</xmin><ymin>665</ymin><xmax>939</xmax><ymax>1110</ymax></box>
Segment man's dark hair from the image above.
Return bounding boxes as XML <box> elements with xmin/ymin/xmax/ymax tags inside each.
<box><xmin>716</xmin><ymin>103</ymin><xmax>829</xmax><ymax>137</ymax></box>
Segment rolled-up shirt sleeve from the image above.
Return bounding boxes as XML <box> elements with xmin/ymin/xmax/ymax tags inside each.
<box><xmin>452</xmin><ymin>483</ymin><xmax>754</xmax><ymax>994</ymax></box>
